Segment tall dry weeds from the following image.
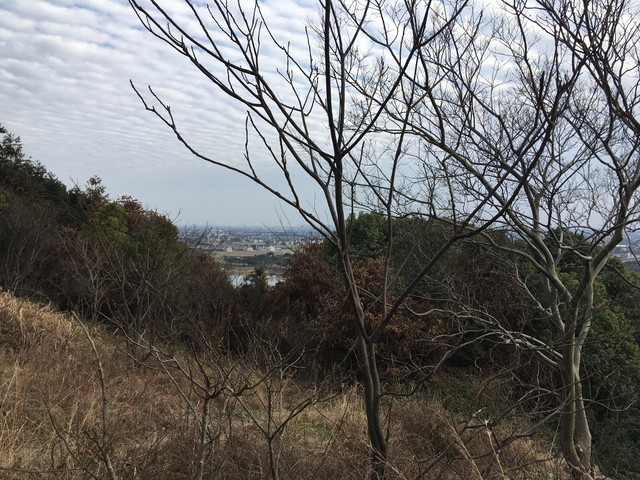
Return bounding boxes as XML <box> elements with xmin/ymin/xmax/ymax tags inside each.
<box><xmin>0</xmin><ymin>290</ymin><xmax>565</xmax><ymax>479</ymax></box>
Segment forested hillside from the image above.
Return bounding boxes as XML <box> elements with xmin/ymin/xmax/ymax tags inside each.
<box><xmin>2</xmin><ymin>125</ymin><xmax>640</xmax><ymax>479</ymax></box>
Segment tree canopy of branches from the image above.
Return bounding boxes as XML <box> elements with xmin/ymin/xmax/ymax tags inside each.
<box><xmin>399</xmin><ymin>1</ymin><xmax>640</xmax><ymax>476</ymax></box>
<box><xmin>129</xmin><ymin>0</ymin><xmax>640</xmax><ymax>478</ymax></box>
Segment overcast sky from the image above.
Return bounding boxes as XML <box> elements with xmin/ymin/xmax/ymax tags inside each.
<box><xmin>0</xmin><ymin>0</ymin><xmax>323</xmax><ymax>227</ymax></box>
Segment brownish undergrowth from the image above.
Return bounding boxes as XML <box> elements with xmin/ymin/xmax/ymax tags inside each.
<box><xmin>0</xmin><ymin>290</ymin><xmax>565</xmax><ymax>479</ymax></box>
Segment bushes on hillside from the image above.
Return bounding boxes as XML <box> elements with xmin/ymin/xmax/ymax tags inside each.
<box><xmin>0</xmin><ymin>125</ymin><xmax>238</xmax><ymax>344</ymax></box>
<box><xmin>3</xmin><ymin>124</ymin><xmax>640</xmax><ymax>477</ymax></box>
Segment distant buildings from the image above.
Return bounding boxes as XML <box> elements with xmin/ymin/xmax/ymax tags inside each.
<box><xmin>180</xmin><ymin>225</ymin><xmax>319</xmax><ymax>253</ymax></box>
<box><xmin>612</xmin><ymin>244</ymin><xmax>635</xmax><ymax>260</ymax></box>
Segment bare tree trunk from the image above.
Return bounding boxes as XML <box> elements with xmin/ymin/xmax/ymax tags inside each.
<box><xmin>559</xmin><ymin>317</ymin><xmax>593</xmax><ymax>480</ymax></box>
<box><xmin>355</xmin><ymin>332</ymin><xmax>387</xmax><ymax>479</ymax></box>
<box><xmin>574</xmin><ymin>379</ymin><xmax>593</xmax><ymax>476</ymax></box>
<box><xmin>196</xmin><ymin>395</ymin><xmax>210</xmax><ymax>480</ymax></box>
<box><xmin>341</xmin><ymin>243</ymin><xmax>388</xmax><ymax>478</ymax></box>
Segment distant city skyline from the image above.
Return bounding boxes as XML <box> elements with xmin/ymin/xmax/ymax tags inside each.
<box><xmin>0</xmin><ymin>0</ymin><xmax>324</xmax><ymax>227</ymax></box>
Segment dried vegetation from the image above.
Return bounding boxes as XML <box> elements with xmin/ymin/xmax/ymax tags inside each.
<box><xmin>0</xmin><ymin>290</ymin><xmax>566</xmax><ymax>479</ymax></box>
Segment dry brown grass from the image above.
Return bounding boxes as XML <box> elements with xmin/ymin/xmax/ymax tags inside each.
<box><xmin>0</xmin><ymin>290</ymin><xmax>566</xmax><ymax>479</ymax></box>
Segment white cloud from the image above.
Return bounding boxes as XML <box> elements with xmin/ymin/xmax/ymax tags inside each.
<box><xmin>0</xmin><ymin>0</ymin><xmax>323</xmax><ymax>225</ymax></box>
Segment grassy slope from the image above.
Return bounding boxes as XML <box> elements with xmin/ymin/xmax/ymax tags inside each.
<box><xmin>0</xmin><ymin>290</ymin><xmax>565</xmax><ymax>479</ymax></box>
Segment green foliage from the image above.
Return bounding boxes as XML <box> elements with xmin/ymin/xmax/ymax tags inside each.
<box><xmin>0</xmin><ymin>125</ymin><xmax>69</xmax><ymax>206</ymax></box>
<box><xmin>543</xmin><ymin>228</ymin><xmax>595</xmax><ymax>273</ymax></box>
<box><xmin>222</xmin><ymin>252</ymin><xmax>290</xmax><ymax>270</ymax></box>
<box><xmin>0</xmin><ymin>125</ymin><xmax>71</xmax><ymax>296</ymax></box>
<box><xmin>584</xmin><ymin>300</ymin><xmax>640</xmax><ymax>401</ymax></box>
<box><xmin>0</xmin><ymin>124</ymin><xmax>237</xmax><ymax>342</ymax></box>
<box><xmin>91</xmin><ymin>200</ymin><xmax>128</xmax><ymax>239</ymax></box>
<box><xmin>600</xmin><ymin>257</ymin><xmax>640</xmax><ymax>342</ymax></box>
<box><xmin>347</xmin><ymin>211</ymin><xmax>388</xmax><ymax>257</ymax></box>
<box><xmin>345</xmin><ymin>211</ymin><xmax>453</xmax><ymax>271</ymax></box>
<box><xmin>542</xmin><ymin>261</ymin><xmax>640</xmax><ymax>477</ymax></box>
<box><xmin>581</xmin><ymin>275</ymin><xmax>640</xmax><ymax>478</ymax></box>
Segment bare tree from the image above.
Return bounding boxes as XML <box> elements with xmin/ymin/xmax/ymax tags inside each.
<box><xmin>126</xmin><ymin>0</ymin><xmax>527</xmax><ymax>477</ymax></box>
<box><xmin>125</xmin><ymin>319</ymin><xmax>331</xmax><ymax>480</ymax></box>
<box><xmin>387</xmin><ymin>0</ymin><xmax>640</xmax><ymax>477</ymax></box>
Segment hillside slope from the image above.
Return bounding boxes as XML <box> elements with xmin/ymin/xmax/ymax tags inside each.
<box><xmin>0</xmin><ymin>290</ymin><xmax>568</xmax><ymax>479</ymax></box>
